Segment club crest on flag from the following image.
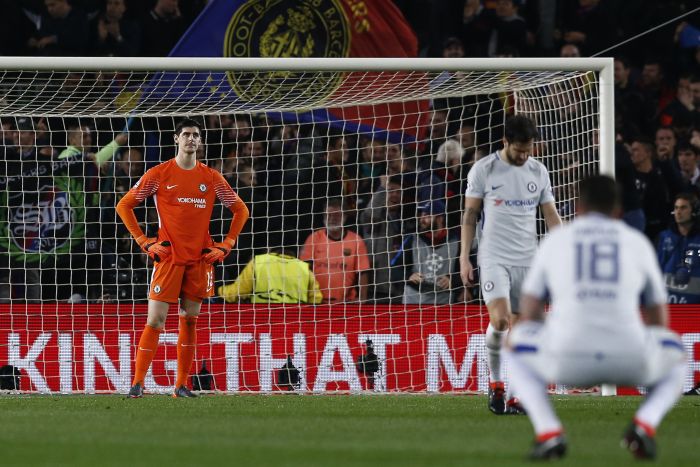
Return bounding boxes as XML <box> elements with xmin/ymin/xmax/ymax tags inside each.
<box><xmin>224</xmin><ymin>0</ymin><xmax>349</xmax><ymax>103</ymax></box>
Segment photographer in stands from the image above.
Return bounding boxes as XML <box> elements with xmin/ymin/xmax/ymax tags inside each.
<box><xmin>657</xmin><ymin>192</ymin><xmax>700</xmax><ymax>303</ymax></box>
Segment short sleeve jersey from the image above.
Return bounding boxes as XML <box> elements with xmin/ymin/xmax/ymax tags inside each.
<box><xmin>465</xmin><ymin>152</ymin><xmax>555</xmax><ymax>266</ymax></box>
<box><xmin>299</xmin><ymin>229</ymin><xmax>370</xmax><ymax>302</ymax></box>
<box><xmin>130</xmin><ymin>159</ymin><xmax>242</xmax><ymax>265</ymax></box>
<box><xmin>522</xmin><ymin>214</ymin><xmax>667</xmax><ymax>349</ymax></box>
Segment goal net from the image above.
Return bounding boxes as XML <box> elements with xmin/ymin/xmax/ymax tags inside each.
<box><xmin>0</xmin><ymin>57</ymin><xmax>615</xmax><ymax>393</ymax></box>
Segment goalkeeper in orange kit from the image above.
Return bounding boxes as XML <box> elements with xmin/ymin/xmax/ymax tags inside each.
<box><xmin>116</xmin><ymin>118</ymin><xmax>249</xmax><ymax>398</ymax></box>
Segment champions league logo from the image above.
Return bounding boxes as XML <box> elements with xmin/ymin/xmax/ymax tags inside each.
<box><xmin>424</xmin><ymin>252</ymin><xmax>445</xmax><ymax>278</ymax></box>
<box><xmin>223</xmin><ymin>0</ymin><xmax>350</xmax><ymax>103</ymax></box>
<box><xmin>483</xmin><ymin>281</ymin><xmax>494</xmax><ymax>292</ymax></box>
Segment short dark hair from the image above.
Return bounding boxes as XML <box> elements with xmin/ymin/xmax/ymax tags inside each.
<box><xmin>631</xmin><ymin>137</ymin><xmax>654</xmax><ymax>154</ymax></box>
<box><xmin>677</xmin><ymin>141</ymin><xmax>697</xmax><ymax>155</ymax></box>
<box><xmin>504</xmin><ymin>115</ymin><xmax>539</xmax><ymax>144</ymax></box>
<box><xmin>656</xmin><ymin>125</ymin><xmax>675</xmax><ymax>136</ymax></box>
<box><xmin>578</xmin><ymin>175</ymin><xmax>621</xmax><ymax>215</ymax></box>
<box><xmin>676</xmin><ymin>191</ymin><xmax>698</xmax><ymax>206</ymax></box>
<box><xmin>175</xmin><ymin>118</ymin><xmax>202</xmax><ymax>135</ymax></box>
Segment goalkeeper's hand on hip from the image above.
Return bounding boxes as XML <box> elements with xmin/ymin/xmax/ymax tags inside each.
<box><xmin>136</xmin><ymin>235</ymin><xmax>172</xmax><ymax>262</ymax></box>
<box><xmin>202</xmin><ymin>237</ymin><xmax>235</xmax><ymax>264</ymax></box>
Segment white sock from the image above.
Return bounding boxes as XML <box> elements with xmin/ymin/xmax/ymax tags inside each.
<box><xmin>485</xmin><ymin>323</ymin><xmax>507</xmax><ymax>383</ymax></box>
<box><xmin>636</xmin><ymin>362</ymin><xmax>685</xmax><ymax>430</ymax></box>
<box><xmin>508</xmin><ymin>350</ymin><xmax>563</xmax><ymax>436</ymax></box>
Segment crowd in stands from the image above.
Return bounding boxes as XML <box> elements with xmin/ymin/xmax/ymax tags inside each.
<box><xmin>1</xmin><ymin>0</ymin><xmax>699</xmax><ymax>304</ymax></box>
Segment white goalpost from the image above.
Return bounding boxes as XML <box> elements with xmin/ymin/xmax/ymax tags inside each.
<box><xmin>0</xmin><ymin>57</ymin><xmax>614</xmax><ymax>394</ymax></box>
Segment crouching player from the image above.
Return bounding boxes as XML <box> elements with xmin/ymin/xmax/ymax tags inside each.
<box><xmin>507</xmin><ymin>175</ymin><xmax>686</xmax><ymax>460</ymax></box>
<box><xmin>116</xmin><ymin>118</ymin><xmax>249</xmax><ymax>398</ymax></box>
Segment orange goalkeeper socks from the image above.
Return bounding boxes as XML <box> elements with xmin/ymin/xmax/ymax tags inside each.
<box><xmin>133</xmin><ymin>325</ymin><xmax>162</xmax><ymax>386</ymax></box>
<box><xmin>175</xmin><ymin>315</ymin><xmax>198</xmax><ymax>388</ymax></box>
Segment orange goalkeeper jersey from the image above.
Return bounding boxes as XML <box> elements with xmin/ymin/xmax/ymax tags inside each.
<box><xmin>117</xmin><ymin>159</ymin><xmax>246</xmax><ymax>265</ymax></box>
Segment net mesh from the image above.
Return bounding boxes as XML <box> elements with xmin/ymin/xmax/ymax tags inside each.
<box><xmin>0</xmin><ymin>63</ymin><xmax>610</xmax><ymax>393</ymax></box>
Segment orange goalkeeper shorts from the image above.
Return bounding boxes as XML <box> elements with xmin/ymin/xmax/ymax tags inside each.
<box><xmin>148</xmin><ymin>260</ymin><xmax>214</xmax><ymax>304</ymax></box>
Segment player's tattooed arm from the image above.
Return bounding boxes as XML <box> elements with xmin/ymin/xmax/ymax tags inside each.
<box><xmin>461</xmin><ymin>197</ymin><xmax>482</xmax><ymax>246</ymax></box>
<box><xmin>463</xmin><ymin>205</ymin><xmax>479</xmax><ymax>228</ymax></box>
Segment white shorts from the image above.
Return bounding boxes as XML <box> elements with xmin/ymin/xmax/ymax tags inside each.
<box><xmin>479</xmin><ymin>264</ymin><xmax>529</xmax><ymax>313</ymax></box>
<box><xmin>508</xmin><ymin>321</ymin><xmax>686</xmax><ymax>387</ymax></box>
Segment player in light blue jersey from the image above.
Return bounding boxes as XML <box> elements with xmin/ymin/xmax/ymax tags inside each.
<box><xmin>507</xmin><ymin>175</ymin><xmax>685</xmax><ymax>460</ymax></box>
<box><xmin>460</xmin><ymin>115</ymin><xmax>562</xmax><ymax>415</ymax></box>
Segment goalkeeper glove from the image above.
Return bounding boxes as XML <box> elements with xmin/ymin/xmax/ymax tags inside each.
<box><xmin>202</xmin><ymin>238</ymin><xmax>235</xmax><ymax>264</ymax></box>
<box><xmin>136</xmin><ymin>235</ymin><xmax>171</xmax><ymax>262</ymax></box>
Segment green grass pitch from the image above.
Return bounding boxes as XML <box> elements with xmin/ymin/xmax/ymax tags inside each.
<box><xmin>0</xmin><ymin>395</ymin><xmax>698</xmax><ymax>466</ymax></box>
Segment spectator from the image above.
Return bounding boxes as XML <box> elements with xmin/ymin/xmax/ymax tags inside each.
<box><xmin>89</xmin><ymin>0</ymin><xmax>140</xmax><ymax>56</ymax></box>
<box><xmin>556</xmin><ymin>0</ymin><xmax>617</xmax><ymax>57</ymax></box>
<box><xmin>614</xmin><ymin>56</ymin><xmax>646</xmax><ymax>138</ymax></box>
<box><xmin>615</xmin><ymin>142</ymin><xmax>646</xmax><ymax>232</ymax></box>
<box><xmin>692</xmin><ymin>127</ymin><xmax>700</xmax><ymax>153</ymax></box>
<box><xmin>360</xmin><ymin>174</ymin><xmax>415</xmax><ymax>303</ymax></box>
<box><xmin>461</xmin><ymin>0</ymin><xmax>527</xmax><ymax>58</ymax></box>
<box><xmin>661</xmin><ymin>74</ymin><xmax>700</xmax><ymax>132</ymax></box>
<box><xmin>460</xmin><ymin>0</ymin><xmax>492</xmax><ymax>57</ymax></box>
<box><xmin>325</xmin><ymin>134</ymin><xmax>358</xmax><ymax>206</ymax></box>
<box><xmin>676</xmin><ymin>142</ymin><xmax>700</xmax><ymax>194</ymax></box>
<box><xmin>442</xmin><ymin>36</ymin><xmax>464</xmax><ymax>58</ymax></box>
<box><xmin>355</xmin><ymin>137</ymin><xmax>387</xmax><ymax>210</ymax></box>
<box><xmin>417</xmin><ymin>139</ymin><xmax>467</xmax><ymax>228</ymax></box>
<box><xmin>559</xmin><ymin>43</ymin><xmax>580</xmax><ymax>58</ymax></box>
<box><xmin>457</xmin><ymin>121</ymin><xmax>477</xmax><ymax>162</ymax></box>
<box><xmin>238</xmin><ymin>137</ymin><xmax>285</xmax><ymax>247</ymax></box>
<box><xmin>0</xmin><ymin>118</ymin><xmax>118</xmax><ymax>302</ymax></box>
<box><xmin>657</xmin><ymin>192</ymin><xmax>700</xmax><ymax>304</ymax></box>
<box><xmin>403</xmin><ymin>200</ymin><xmax>460</xmax><ymax>305</ymax></box>
<box><xmin>419</xmin><ymin>108</ymin><xmax>450</xmax><ymax>167</ymax></box>
<box><xmin>0</xmin><ymin>118</ymin><xmax>55</xmax><ymax>301</ymax></box>
<box><xmin>140</xmin><ymin>0</ymin><xmax>188</xmax><ymax>57</ymax></box>
<box><xmin>299</xmin><ymin>198</ymin><xmax>370</xmax><ymax>303</ymax></box>
<box><xmin>653</xmin><ymin>127</ymin><xmax>686</xmax><ymax>200</ymax></box>
<box><xmin>55</xmin><ymin>123</ymin><xmax>127</xmax><ymax>301</ymax></box>
<box><xmin>209</xmin><ymin>158</ymin><xmax>261</xmax><ymax>280</ymax></box>
<box><xmin>217</xmin><ymin>248</ymin><xmax>323</xmax><ymax>304</ymax></box>
<box><xmin>629</xmin><ymin>138</ymin><xmax>674</xmax><ymax>241</ymax></box>
<box><xmin>27</xmin><ymin>0</ymin><xmax>89</xmax><ymax>56</ymax></box>
<box><xmin>637</xmin><ymin>59</ymin><xmax>676</xmax><ymax>131</ymax></box>
<box><xmin>114</xmin><ymin>147</ymin><xmax>145</xmax><ymax>194</ymax></box>
<box><xmin>281</xmin><ymin>124</ymin><xmax>338</xmax><ymax>247</ymax></box>
<box><xmin>654</xmin><ymin>126</ymin><xmax>677</xmax><ymax>161</ymax></box>
<box><xmin>489</xmin><ymin>0</ymin><xmax>527</xmax><ymax>57</ymax></box>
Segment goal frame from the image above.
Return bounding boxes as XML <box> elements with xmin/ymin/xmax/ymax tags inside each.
<box><xmin>0</xmin><ymin>56</ymin><xmax>616</xmax><ymax>394</ymax></box>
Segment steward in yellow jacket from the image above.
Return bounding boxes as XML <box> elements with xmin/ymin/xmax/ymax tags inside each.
<box><xmin>218</xmin><ymin>250</ymin><xmax>323</xmax><ymax>304</ymax></box>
